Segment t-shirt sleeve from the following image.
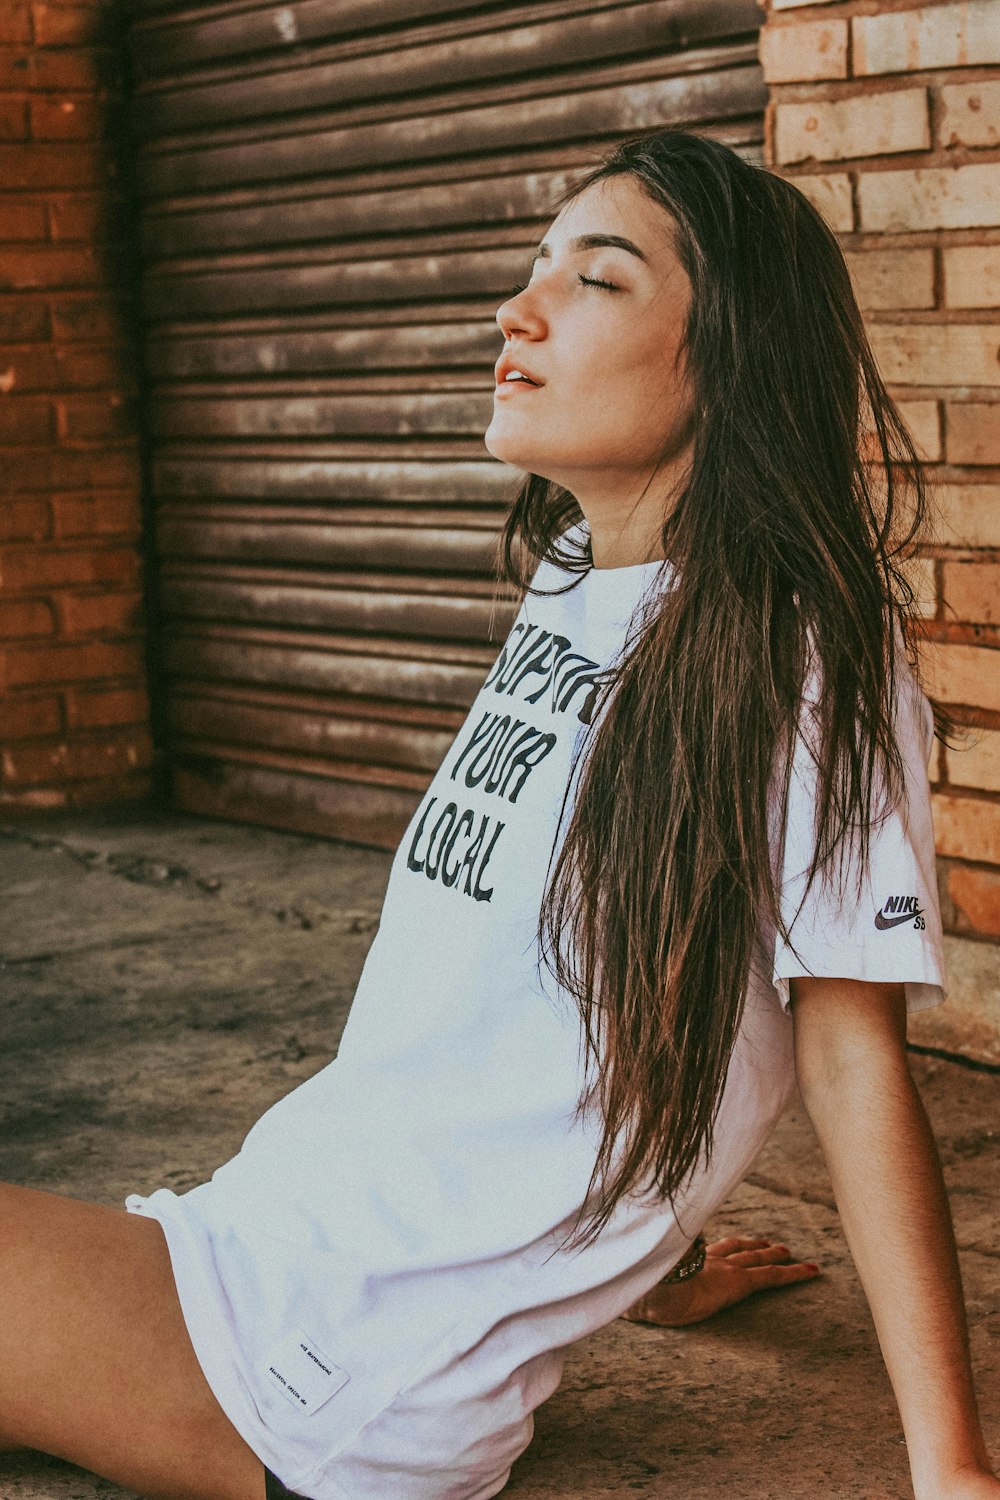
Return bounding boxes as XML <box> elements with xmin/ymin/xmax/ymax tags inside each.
<box><xmin>770</xmin><ymin>637</ymin><xmax>946</xmax><ymax>1016</ymax></box>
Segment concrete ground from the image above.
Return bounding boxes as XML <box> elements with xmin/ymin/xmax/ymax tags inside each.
<box><xmin>0</xmin><ymin>805</ymin><xmax>997</xmax><ymax>1500</ymax></box>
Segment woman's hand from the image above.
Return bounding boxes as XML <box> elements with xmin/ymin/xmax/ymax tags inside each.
<box><xmin>620</xmin><ymin>1236</ymin><xmax>821</xmax><ymax>1327</ymax></box>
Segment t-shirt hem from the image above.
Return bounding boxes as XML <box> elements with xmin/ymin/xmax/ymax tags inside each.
<box><xmin>125</xmin><ymin>1190</ymin><xmax>322</xmax><ymax>1497</ymax></box>
<box><xmin>772</xmin><ymin>968</ymin><xmax>946</xmax><ymax>1016</ymax></box>
<box><xmin>125</xmin><ymin>1190</ymin><xmax>517</xmax><ymax>1500</ymax></box>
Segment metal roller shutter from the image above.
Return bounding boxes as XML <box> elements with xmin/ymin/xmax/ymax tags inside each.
<box><xmin>129</xmin><ymin>0</ymin><xmax>766</xmax><ymax>847</ymax></box>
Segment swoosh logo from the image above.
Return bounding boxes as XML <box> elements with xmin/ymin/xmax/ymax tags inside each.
<box><xmin>874</xmin><ymin>907</ymin><xmax>923</xmax><ymax>930</ymax></box>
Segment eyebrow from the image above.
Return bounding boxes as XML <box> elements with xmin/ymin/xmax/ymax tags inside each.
<box><xmin>530</xmin><ymin>233</ymin><xmax>649</xmax><ymax>267</ymax></box>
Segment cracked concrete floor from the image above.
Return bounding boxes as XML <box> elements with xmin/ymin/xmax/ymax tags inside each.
<box><xmin>0</xmin><ymin>806</ymin><xmax>997</xmax><ymax>1500</ymax></box>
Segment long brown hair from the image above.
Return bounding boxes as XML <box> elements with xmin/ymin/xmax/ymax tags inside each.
<box><xmin>493</xmin><ymin>129</ymin><xmax>943</xmax><ymax>1253</ymax></box>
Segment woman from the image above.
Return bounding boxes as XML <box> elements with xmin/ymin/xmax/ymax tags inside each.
<box><xmin>1</xmin><ymin>129</ymin><xmax>996</xmax><ymax>1500</ymax></box>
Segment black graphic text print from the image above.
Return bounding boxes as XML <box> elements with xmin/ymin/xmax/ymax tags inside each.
<box><xmin>405</xmin><ymin>623</ymin><xmax>604</xmax><ymax>902</ymax></box>
<box><xmin>479</xmin><ymin>622</ymin><xmax>605</xmax><ymax>722</ymax></box>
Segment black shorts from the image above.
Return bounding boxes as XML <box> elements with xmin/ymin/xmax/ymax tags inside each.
<box><xmin>264</xmin><ymin>1467</ymin><xmax>306</xmax><ymax>1499</ymax></box>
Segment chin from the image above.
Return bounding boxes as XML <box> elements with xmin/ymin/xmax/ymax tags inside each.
<box><xmin>485</xmin><ymin>426</ymin><xmax>548</xmax><ymax>475</ymax></box>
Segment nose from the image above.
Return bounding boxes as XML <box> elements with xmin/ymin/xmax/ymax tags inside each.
<box><xmin>496</xmin><ymin>284</ymin><xmax>540</xmax><ymax>340</ymax></box>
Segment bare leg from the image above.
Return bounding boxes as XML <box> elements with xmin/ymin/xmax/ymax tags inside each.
<box><xmin>0</xmin><ymin>1182</ymin><xmax>265</xmax><ymax>1500</ymax></box>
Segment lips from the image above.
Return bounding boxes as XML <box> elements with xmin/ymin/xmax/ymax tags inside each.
<box><xmin>495</xmin><ymin>353</ymin><xmax>544</xmax><ymax>387</ymax></box>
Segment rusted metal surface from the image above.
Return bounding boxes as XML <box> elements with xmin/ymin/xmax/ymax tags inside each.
<box><xmin>131</xmin><ymin>0</ymin><xmax>526</xmax><ymax>72</ymax></box>
<box><xmin>146</xmin><ymin>323</ymin><xmax>504</xmax><ymax>379</ymax></box>
<box><xmin>137</xmin><ymin>62</ymin><xmax>763</xmax><ymax>198</ymax></box>
<box><xmin>151</xmin><ymin>456</ymin><xmax>514</xmax><ymax>504</ymax></box>
<box><xmin>155</xmin><ymin>514</ymin><xmax>504</xmax><ymax>572</ymax></box>
<box><xmin>150</xmin><ymin>392</ymin><xmax>494</xmax><ymax>439</ymax></box>
<box><xmin>161</xmin><ymin>631</ymin><xmax>494</xmax><ymax>705</ymax></box>
<box><xmin>142</xmin><ymin>251</ymin><xmax>537</xmax><ymax>321</ymax></box>
<box><xmin>131</xmin><ymin>0</ymin><xmax>763</xmax><ymax>844</ymax></box>
<box><xmin>172</xmin><ymin>761</ymin><xmax>422</xmax><ymax>849</ymax></box>
<box><xmin>132</xmin><ymin>3</ymin><xmax>761</xmax><ymax>135</ymax></box>
<box><xmin>159</xmin><ymin>573</ymin><xmax>511</xmax><ymax>640</ymax></box>
<box><xmin>169</xmin><ymin>693</ymin><xmax>459</xmax><ymax>773</ymax></box>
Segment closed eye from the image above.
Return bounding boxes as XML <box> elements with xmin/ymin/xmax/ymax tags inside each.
<box><xmin>506</xmin><ymin>274</ymin><xmax>621</xmax><ymax>297</ymax></box>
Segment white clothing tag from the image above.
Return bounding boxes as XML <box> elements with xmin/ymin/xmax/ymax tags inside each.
<box><xmin>265</xmin><ymin>1330</ymin><xmax>349</xmax><ymax>1414</ymax></box>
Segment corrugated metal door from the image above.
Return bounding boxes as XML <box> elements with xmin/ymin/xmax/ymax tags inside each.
<box><xmin>129</xmin><ymin>0</ymin><xmax>765</xmax><ymax>848</ymax></box>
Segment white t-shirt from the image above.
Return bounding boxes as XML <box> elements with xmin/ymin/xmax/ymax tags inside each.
<box><xmin>126</xmin><ymin>527</ymin><xmax>945</xmax><ymax>1500</ymax></box>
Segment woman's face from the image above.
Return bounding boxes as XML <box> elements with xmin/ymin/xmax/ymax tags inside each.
<box><xmin>484</xmin><ymin>174</ymin><xmax>696</xmax><ymax>554</ymax></box>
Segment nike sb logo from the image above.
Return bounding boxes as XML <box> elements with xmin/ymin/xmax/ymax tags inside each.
<box><xmin>874</xmin><ymin>896</ymin><xmax>925</xmax><ymax>931</ymax></box>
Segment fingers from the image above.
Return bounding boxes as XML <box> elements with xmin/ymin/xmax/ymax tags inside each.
<box><xmin>706</xmin><ymin>1237</ymin><xmax>820</xmax><ymax>1274</ymax></box>
<box><xmin>705</xmin><ymin>1236</ymin><xmax>772</xmax><ymax>1257</ymax></box>
<box><xmin>747</xmin><ymin>1260</ymin><xmax>822</xmax><ymax>1288</ymax></box>
<box><xmin>726</xmin><ymin>1244</ymin><xmax>797</xmax><ymax>1268</ymax></box>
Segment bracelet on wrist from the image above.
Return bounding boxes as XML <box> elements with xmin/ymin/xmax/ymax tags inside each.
<box><xmin>663</xmin><ymin>1234</ymin><xmax>707</xmax><ymax>1283</ymax></box>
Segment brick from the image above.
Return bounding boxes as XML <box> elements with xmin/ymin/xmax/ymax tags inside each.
<box><xmin>0</xmin><ymin>46</ymin><xmax>106</xmax><ymax>92</ymax></box>
<box><xmin>0</xmin><ymin>199</ymin><xmax>46</xmax><ymax>239</ymax></box>
<box><xmin>0</xmin><ymin>544</ymin><xmax>140</xmax><ymax>592</ymax></box>
<box><xmin>0</xmin><ymin>95</ymin><xmax>28</xmax><ymax>139</ymax></box>
<box><xmin>857</xmin><ymin>163</ymin><xmax>1000</xmax><ymax>233</ymax></box>
<box><xmin>57</xmin><ymin>391</ymin><xmax>134</xmax><ymax>442</ymax></box>
<box><xmin>31</xmin><ymin>4</ymin><xmax>112</xmax><ymax>48</ymax></box>
<box><xmin>946</xmin><ymin>863</ymin><xmax>1000</xmax><ymax>938</ymax></box>
<box><xmin>0</xmin><ymin>446</ymin><xmax>139</xmax><ymax>492</ymax></box>
<box><xmin>946</xmin><ymin>403</ymin><xmax>1000</xmax><ymax>465</ymax></box>
<box><xmin>942</xmin><ymin>561</ymin><xmax>1000</xmax><ymax>625</ymax></box>
<box><xmin>0</xmin><ymin>243</ymin><xmax>104</xmax><ymax>291</ymax></box>
<box><xmin>922</xmin><ymin>641</ymin><xmax>1000</xmax><ymax>713</ymax></box>
<box><xmin>0</xmin><ymin>6</ymin><xmax>31</xmax><ymax>43</ymax></box>
<box><xmin>870</xmin><ymin>325</ymin><xmax>1000</xmax><ymax>388</ymax></box>
<box><xmin>29</xmin><ymin>94</ymin><xmax>102</xmax><ymax>141</ymax></box>
<box><xmin>896</xmin><ymin>399</ymin><xmax>941</xmax><ymax>461</ymax></box>
<box><xmin>0</xmin><ymin>786</ymin><xmax>67</xmax><ymax>810</ymax></box>
<box><xmin>1</xmin><ymin>729</ymin><xmax>152</xmax><ymax>788</ymax></box>
<box><xmin>782</xmin><ymin>171</ymin><xmax>853</xmax><ymax>231</ymax></box>
<box><xmin>844</xmin><ymin>248</ymin><xmax>934</xmax><ymax>311</ymax></box>
<box><xmin>946</xmin><ymin>726</ymin><xmax>1000</xmax><ymax>793</ymax></box>
<box><xmin>943</xmin><ymin>246</ymin><xmax>1000</xmax><ymax>310</ymax></box>
<box><xmin>775</xmin><ymin>88</ymin><xmax>930</xmax><ymax>166</ymax></box>
<box><xmin>0</xmin><ymin>637</ymin><xmax>144</xmax><ymax>688</ymax></box>
<box><xmin>0</xmin><ymin>142</ymin><xmax>108</xmax><ymax>191</ymax></box>
<box><xmin>0</xmin><ymin>52</ymin><xmax>29</xmax><ymax>91</ymax></box>
<box><xmin>934</xmin><ymin>484</ymin><xmax>1000</xmax><ymax>548</ymax></box>
<box><xmin>0</xmin><ymin>693</ymin><xmax>62</xmax><ymax>739</ymax></box>
<box><xmin>51</xmin><ymin>490</ymin><xmax>141</xmax><ymax>539</ymax></box>
<box><xmin>938</xmin><ymin>81</ymin><xmax>1000</xmax><ymax>150</ymax></box>
<box><xmin>0</xmin><ymin>298</ymin><xmax>48</xmax><ymax>339</ymax></box>
<box><xmin>1</xmin><ymin>344</ymin><xmax>125</xmax><ymax>392</ymax></box>
<box><xmin>900</xmin><ymin>553</ymin><xmax>937</xmax><ymax>617</ymax></box>
<box><xmin>932</xmin><ymin>792</ymin><xmax>1000</xmax><ymax>865</ymax></box>
<box><xmin>67</xmin><ymin>767</ymin><xmax>151</xmax><ymax>809</ymax></box>
<box><xmin>58</xmin><ymin>589</ymin><xmax>143</xmax><ymax>637</ymax></box>
<box><xmin>49</xmin><ymin>295</ymin><xmax>124</xmax><ymax>340</ymax></box>
<box><xmin>70</xmin><ymin>773</ymin><xmax>153</xmax><ymax>813</ymax></box>
<box><xmin>760</xmin><ymin>17</ymin><xmax>848</xmax><ymax>82</ymax></box>
<box><xmin>0</xmin><ymin>598</ymin><xmax>55</xmax><ymax>638</ymax></box>
<box><xmin>66</xmin><ymin>683</ymin><xmax>148</xmax><ymax>730</ymax></box>
<box><xmin>0</xmin><ymin>395</ymin><xmax>54</xmax><ymax>442</ymax></box>
<box><xmin>0</xmin><ymin>497</ymin><xmax>49</xmax><ymax>543</ymax></box>
<box><xmin>47</xmin><ymin>193</ymin><xmax>121</xmax><ymax>241</ymax></box>
<box><xmin>854</xmin><ymin>1</ymin><xmax>1000</xmax><ymax>76</ymax></box>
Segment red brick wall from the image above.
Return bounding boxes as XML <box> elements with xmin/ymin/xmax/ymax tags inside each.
<box><xmin>760</xmin><ymin>0</ymin><xmax>1000</xmax><ymax>944</ymax></box>
<box><xmin>0</xmin><ymin>0</ymin><xmax>153</xmax><ymax>813</ymax></box>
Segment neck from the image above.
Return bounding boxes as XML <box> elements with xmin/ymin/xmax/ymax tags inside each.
<box><xmin>572</xmin><ymin>444</ymin><xmax>693</xmax><ymax>570</ymax></box>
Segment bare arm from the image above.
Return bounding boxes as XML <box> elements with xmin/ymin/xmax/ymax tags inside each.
<box><xmin>790</xmin><ymin>974</ymin><xmax>998</xmax><ymax>1500</ymax></box>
